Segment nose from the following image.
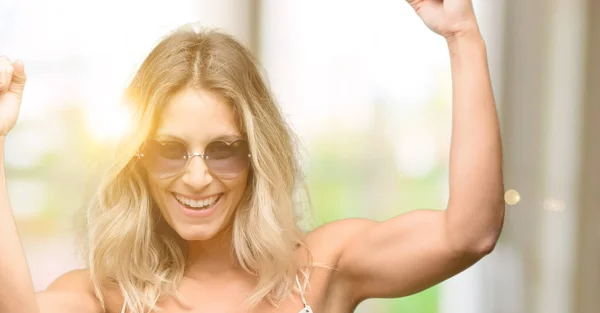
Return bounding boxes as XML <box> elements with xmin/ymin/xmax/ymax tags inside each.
<box><xmin>180</xmin><ymin>155</ymin><xmax>213</xmax><ymax>189</ymax></box>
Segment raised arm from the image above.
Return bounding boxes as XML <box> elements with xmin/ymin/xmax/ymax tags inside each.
<box><xmin>0</xmin><ymin>56</ymin><xmax>39</xmax><ymax>313</ymax></box>
<box><xmin>324</xmin><ymin>0</ymin><xmax>505</xmax><ymax>304</ymax></box>
<box><xmin>0</xmin><ymin>56</ymin><xmax>102</xmax><ymax>313</ymax></box>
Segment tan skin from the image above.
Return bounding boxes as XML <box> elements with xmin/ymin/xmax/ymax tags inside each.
<box><xmin>0</xmin><ymin>1</ymin><xmax>504</xmax><ymax>312</ymax></box>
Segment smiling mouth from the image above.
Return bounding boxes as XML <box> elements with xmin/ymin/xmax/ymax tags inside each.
<box><xmin>173</xmin><ymin>193</ymin><xmax>223</xmax><ymax>210</ymax></box>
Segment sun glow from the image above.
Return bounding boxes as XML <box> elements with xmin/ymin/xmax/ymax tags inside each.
<box><xmin>85</xmin><ymin>104</ymin><xmax>133</xmax><ymax>141</ymax></box>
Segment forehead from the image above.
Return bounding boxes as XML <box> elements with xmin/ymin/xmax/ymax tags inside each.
<box><xmin>155</xmin><ymin>87</ymin><xmax>241</xmax><ymax>144</ymax></box>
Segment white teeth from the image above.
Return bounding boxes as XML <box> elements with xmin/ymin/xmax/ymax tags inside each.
<box><xmin>175</xmin><ymin>194</ymin><xmax>220</xmax><ymax>209</ymax></box>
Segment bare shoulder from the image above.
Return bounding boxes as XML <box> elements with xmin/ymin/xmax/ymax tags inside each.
<box><xmin>36</xmin><ymin>269</ymin><xmax>104</xmax><ymax>313</ymax></box>
<box><xmin>302</xmin><ymin>219</ymin><xmax>377</xmax><ymax>310</ymax></box>
<box><xmin>305</xmin><ymin>218</ymin><xmax>376</xmax><ymax>262</ymax></box>
<box><xmin>44</xmin><ymin>268</ymin><xmax>94</xmax><ymax>291</ymax></box>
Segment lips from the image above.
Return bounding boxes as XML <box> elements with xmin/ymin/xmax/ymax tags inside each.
<box><xmin>171</xmin><ymin>192</ymin><xmax>224</xmax><ymax>218</ymax></box>
<box><xmin>174</xmin><ymin>193</ymin><xmax>222</xmax><ymax>209</ymax></box>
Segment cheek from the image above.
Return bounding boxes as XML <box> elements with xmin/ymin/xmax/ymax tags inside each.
<box><xmin>147</xmin><ymin>176</ymin><xmax>172</xmax><ymax>214</ymax></box>
<box><xmin>221</xmin><ymin>170</ymin><xmax>250</xmax><ymax>208</ymax></box>
<box><xmin>228</xmin><ymin>170</ymin><xmax>249</xmax><ymax>194</ymax></box>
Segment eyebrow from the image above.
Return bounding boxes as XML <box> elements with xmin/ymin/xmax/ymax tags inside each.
<box><xmin>152</xmin><ymin>133</ymin><xmax>243</xmax><ymax>143</ymax></box>
<box><xmin>210</xmin><ymin>134</ymin><xmax>244</xmax><ymax>142</ymax></box>
<box><xmin>152</xmin><ymin>133</ymin><xmax>186</xmax><ymax>142</ymax></box>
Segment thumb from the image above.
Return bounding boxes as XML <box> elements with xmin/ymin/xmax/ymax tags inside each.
<box><xmin>9</xmin><ymin>60</ymin><xmax>27</xmax><ymax>95</ymax></box>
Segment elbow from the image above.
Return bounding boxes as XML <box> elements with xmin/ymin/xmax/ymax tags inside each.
<box><xmin>447</xmin><ymin>205</ymin><xmax>504</xmax><ymax>258</ymax></box>
<box><xmin>451</xmin><ymin>233</ymin><xmax>499</xmax><ymax>260</ymax></box>
<box><xmin>468</xmin><ymin>213</ymin><xmax>504</xmax><ymax>257</ymax></box>
<box><xmin>482</xmin><ymin>203</ymin><xmax>505</xmax><ymax>255</ymax></box>
<box><xmin>472</xmin><ymin>232</ymin><xmax>499</xmax><ymax>256</ymax></box>
<box><xmin>468</xmin><ymin>221</ymin><xmax>503</xmax><ymax>257</ymax></box>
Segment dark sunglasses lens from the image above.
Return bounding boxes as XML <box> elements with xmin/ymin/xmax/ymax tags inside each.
<box><xmin>140</xmin><ymin>140</ymin><xmax>187</xmax><ymax>177</ymax></box>
<box><xmin>205</xmin><ymin>140</ymin><xmax>250</xmax><ymax>178</ymax></box>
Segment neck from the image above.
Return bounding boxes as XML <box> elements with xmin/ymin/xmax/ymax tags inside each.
<box><xmin>185</xmin><ymin>226</ymin><xmax>241</xmax><ymax>278</ymax></box>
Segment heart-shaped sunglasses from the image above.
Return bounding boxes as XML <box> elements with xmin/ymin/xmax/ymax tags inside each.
<box><xmin>137</xmin><ymin>139</ymin><xmax>251</xmax><ymax>179</ymax></box>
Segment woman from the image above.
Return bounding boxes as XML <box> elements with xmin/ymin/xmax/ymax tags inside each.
<box><xmin>0</xmin><ymin>0</ymin><xmax>505</xmax><ymax>312</ymax></box>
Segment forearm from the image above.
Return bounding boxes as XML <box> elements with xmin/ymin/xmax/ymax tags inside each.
<box><xmin>444</xmin><ymin>31</ymin><xmax>505</xmax><ymax>253</ymax></box>
<box><xmin>0</xmin><ymin>137</ymin><xmax>39</xmax><ymax>313</ymax></box>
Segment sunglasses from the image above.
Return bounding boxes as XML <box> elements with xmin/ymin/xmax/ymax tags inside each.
<box><xmin>137</xmin><ymin>138</ymin><xmax>251</xmax><ymax>179</ymax></box>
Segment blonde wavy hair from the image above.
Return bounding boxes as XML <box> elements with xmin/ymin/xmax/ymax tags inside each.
<box><xmin>79</xmin><ymin>25</ymin><xmax>313</xmax><ymax>313</ymax></box>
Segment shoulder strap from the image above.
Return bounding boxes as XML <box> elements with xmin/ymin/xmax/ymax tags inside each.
<box><xmin>295</xmin><ymin>274</ymin><xmax>308</xmax><ymax>307</ymax></box>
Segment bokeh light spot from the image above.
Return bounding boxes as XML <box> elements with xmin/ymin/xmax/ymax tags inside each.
<box><xmin>543</xmin><ymin>198</ymin><xmax>565</xmax><ymax>212</ymax></box>
<box><xmin>504</xmin><ymin>189</ymin><xmax>521</xmax><ymax>205</ymax></box>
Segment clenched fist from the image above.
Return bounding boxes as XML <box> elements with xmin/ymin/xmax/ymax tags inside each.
<box><xmin>0</xmin><ymin>56</ymin><xmax>27</xmax><ymax>136</ymax></box>
<box><xmin>406</xmin><ymin>0</ymin><xmax>480</xmax><ymax>39</ymax></box>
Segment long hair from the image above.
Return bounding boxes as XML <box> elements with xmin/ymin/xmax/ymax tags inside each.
<box><xmin>79</xmin><ymin>25</ymin><xmax>312</xmax><ymax>313</ymax></box>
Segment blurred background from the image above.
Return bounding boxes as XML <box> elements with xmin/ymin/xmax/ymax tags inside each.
<box><xmin>1</xmin><ymin>0</ymin><xmax>598</xmax><ymax>312</ymax></box>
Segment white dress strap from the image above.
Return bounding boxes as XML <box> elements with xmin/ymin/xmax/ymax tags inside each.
<box><xmin>295</xmin><ymin>275</ymin><xmax>313</xmax><ymax>313</ymax></box>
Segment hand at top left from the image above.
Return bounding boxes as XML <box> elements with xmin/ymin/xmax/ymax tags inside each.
<box><xmin>0</xmin><ymin>56</ymin><xmax>27</xmax><ymax>137</ymax></box>
<box><xmin>406</xmin><ymin>0</ymin><xmax>480</xmax><ymax>39</ymax></box>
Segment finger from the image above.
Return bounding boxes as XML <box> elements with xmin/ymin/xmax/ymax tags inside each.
<box><xmin>9</xmin><ymin>60</ymin><xmax>26</xmax><ymax>95</ymax></box>
<box><xmin>0</xmin><ymin>56</ymin><xmax>10</xmax><ymax>92</ymax></box>
<box><xmin>0</xmin><ymin>67</ymin><xmax>4</xmax><ymax>92</ymax></box>
<box><xmin>4</xmin><ymin>63</ymin><xmax>15</xmax><ymax>94</ymax></box>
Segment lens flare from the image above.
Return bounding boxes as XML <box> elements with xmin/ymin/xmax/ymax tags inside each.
<box><xmin>85</xmin><ymin>104</ymin><xmax>132</xmax><ymax>141</ymax></box>
<box><xmin>543</xmin><ymin>198</ymin><xmax>565</xmax><ymax>212</ymax></box>
<box><xmin>504</xmin><ymin>189</ymin><xmax>521</xmax><ymax>205</ymax></box>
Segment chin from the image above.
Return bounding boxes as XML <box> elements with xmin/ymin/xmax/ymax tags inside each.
<box><xmin>174</xmin><ymin>224</ymin><xmax>222</xmax><ymax>241</ymax></box>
